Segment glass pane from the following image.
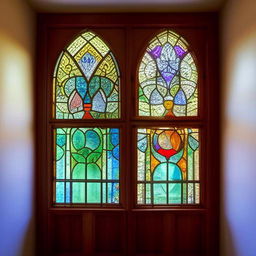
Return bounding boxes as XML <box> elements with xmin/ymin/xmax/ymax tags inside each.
<box><xmin>54</xmin><ymin>31</ymin><xmax>120</xmax><ymax>119</ymax></box>
<box><xmin>137</xmin><ymin>128</ymin><xmax>200</xmax><ymax>205</ymax></box>
<box><xmin>54</xmin><ymin>128</ymin><xmax>120</xmax><ymax>204</ymax></box>
<box><xmin>138</xmin><ymin>30</ymin><xmax>198</xmax><ymax>117</ymax></box>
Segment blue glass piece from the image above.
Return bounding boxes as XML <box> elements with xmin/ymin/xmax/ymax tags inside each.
<box><xmin>108</xmin><ymin>182</ymin><xmax>119</xmax><ymax>203</ymax></box>
<box><xmin>79</xmin><ymin>53</ymin><xmax>96</xmax><ymax>79</ymax></box>
<box><xmin>150</xmin><ymin>89</ymin><xmax>163</xmax><ymax>104</ymax></box>
<box><xmin>64</xmin><ymin>77</ymin><xmax>76</xmax><ymax>96</ymax></box>
<box><xmin>76</xmin><ymin>77</ymin><xmax>87</xmax><ymax>99</ymax></box>
<box><xmin>168</xmin><ymin>163</ymin><xmax>182</xmax><ymax>181</ymax></box>
<box><xmin>174</xmin><ymin>89</ymin><xmax>186</xmax><ymax>105</ymax></box>
<box><xmin>110</xmin><ymin>130</ymin><xmax>119</xmax><ymax>147</ymax></box>
<box><xmin>56</xmin><ymin>182</ymin><xmax>64</xmax><ymax>203</ymax></box>
<box><xmin>138</xmin><ymin>136</ymin><xmax>148</xmax><ymax>153</ymax></box>
<box><xmin>92</xmin><ymin>90</ymin><xmax>106</xmax><ymax>112</ymax></box>
<box><xmin>66</xmin><ymin>182</ymin><xmax>71</xmax><ymax>203</ymax></box>
<box><xmin>57</xmin><ymin>134</ymin><xmax>66</xmax><ymax>147</ymax></box>
<box><xmin>112</xmin><ymin>158</ymin><xmax>119</xmax><ymax>179</ymax></box>
<box><xmin>110</xmin><ymin>128</ymin><xmax>119</xmax><ymax>134</ymax></box>
<box><xmin>113</xmin><ymin>145</ymin><xmax>119</xmax><ymax>160</ymax></box>
<box><xmin>85</xmin><ymin>130</ymin><xmax>100</xmax><ymax>150</ymax></box>
<box><xmin>153</xmin><ymin>163</ymin><xmax>168</xmax><ymax>180</ymax></box>
<box><xmin>84</xmin><ymin>93</ymin><xmax>91</xmax><ymax>103</ymax></box>
<box><xmin>188</xmin><ymin>135</ymin><xmax>199</xmax><ymax>151</ymax></box>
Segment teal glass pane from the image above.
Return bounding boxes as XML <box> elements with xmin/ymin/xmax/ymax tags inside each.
<box><xmin>56</xmin><ymin>182</ymin><xmax>64</xmax><ymax>203</ymax></box>
<box><xmin>137</xmin><ymin>128</ymin><xmax>200</xmax><ymax>205</ymax></box>
<box><xmin>168</xmin><ymin>183</ymin><xmax>181</xmax><ymax>204</ymax></box>
<box><xmin>54</xmin><ymin>127</ymin><xmax>120</xmax><ymax>205</ymax></box>
<box><xmin>87</xmin><ymin>182</ymin><xmax>101</xmax><ymax>203</ymax></box>
<box><xmin>153</xmin><ymin>183</ymin><xmax>167</xmax><ymax>204</ymax></box>
<box><xmin>72</xmin><ymin>182</ymin><xmax>85</xmax><ymax>203</ymax></box>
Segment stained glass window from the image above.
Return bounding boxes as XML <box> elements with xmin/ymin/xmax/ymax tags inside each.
<box><xmin>54</xmin><ymin>128</ymin><xmax>120</xmax><ymax>204</ymax></box>
<box><xmin>137</xmin><ymin>128</ymin><xmax>199</xmax><ymax>204</ymax></box>
<box><xmin>53</xmin><ymin>31</ymin><xmax>120</xmax><ymax>119</ymax></box>
<box><xmin>138</xmin><ymin>30</ymin><xmax>198</xmax><ymax>117</ymax></box>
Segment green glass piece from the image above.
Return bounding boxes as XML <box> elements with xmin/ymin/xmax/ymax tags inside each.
<box><xmin>72</xmin><ymin>182</ymin><xmax>85</xmax><ymax>203</ymax></box>
<box><xmin>87</xmin><ymin>163</ymin><xmax>101</xmax><ymax>179</ymax></box>
<box><xmin>72</xmin><ymin>163</ymin><xmax>85</xmax><ymax>179</ymax></box>
<box><xmin>87</xmin><ymin>182</ymin><xmax>101</xmax><ymax>203</ymax></box>
<box><xmin>72</xmin><ymin>153</ymin><xmax>86</xmax><ymax>163</ymax></box>
<box><xmin>56</xmin><ymin>145</ymin><xmax>64</xmax><ymax>161</ymax></box>
<box><xmin>89</xmin><ymin>76</ymin><xmax>100</xmax><ymax>97</ymax></box>
<box><xmin>72</xmin><ymin>129</ymin><xmax>85</xmax><ymax>150</ymax></box>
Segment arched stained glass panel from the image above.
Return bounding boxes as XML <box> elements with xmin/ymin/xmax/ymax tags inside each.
<box><xmin>54</xmin><ymin>31</ymin><xmax>120</xmax><ymax>119</ymax></box>
<box><xmin>138</xmin><ymin>30</ymin><xmax>198</xmax><ymax>117</ymax></box>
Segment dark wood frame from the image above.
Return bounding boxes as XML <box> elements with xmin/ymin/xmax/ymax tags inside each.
<box><xmin>36</xmin><ymin>13</ymin><xmax>220</xmax><ymax>256</ymax></box>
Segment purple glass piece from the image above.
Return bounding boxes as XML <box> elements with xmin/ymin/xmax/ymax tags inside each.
<box><xmin>174</xmin><ymin>45</ymin><xmax>186</xmax><ymax>57</ymax></box>
<box><xmin>148</xmin><ymin>46</ymin><xmax>162</xmax><ymax>59</ymax></box>
<box><xmin>161</xmin><ymin>73</ymin><xmax>174</xmax><ymax>84</ymax></box>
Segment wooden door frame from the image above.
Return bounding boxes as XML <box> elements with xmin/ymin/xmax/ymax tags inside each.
<box><xmin>36</xmin><ymin>13</ymin><xmax>220</xmax><ymax>256</ymax></box>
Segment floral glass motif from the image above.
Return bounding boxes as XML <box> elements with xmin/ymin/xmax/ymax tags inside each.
<box><xmin>137</xmin><ymin>128</ymin><xmax>200</xmax><ymax>204</ymax></box>
<box><xmin>55</xmin><ymin>128</ymin><xmax>120</xmax><ymax>204</ymax></box>
<box><xmin>54</xmin><ymin>31</ymin><xmax>120</xmax><ymax>119</ymax></box>
<box><xmin>138</xmin><ymin>30</ymin><xmax>198</xmax><ymax>117</ymax></box>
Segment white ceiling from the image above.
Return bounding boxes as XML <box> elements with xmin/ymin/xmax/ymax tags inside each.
<box><xmin>28</xmin><ymin>0</ymin><xmax>225</xmax><ymax>12</ymax></box>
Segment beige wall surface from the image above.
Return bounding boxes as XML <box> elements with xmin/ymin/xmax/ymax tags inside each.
<box><xmin>221</xmin><ymin>0</ymin><xmax>256</xmax><ymax>255</ymax></box>
<box><xmin>0</xmin><ymin>0</ymin><xmax>35</xmax><ymax>255</ymax></box>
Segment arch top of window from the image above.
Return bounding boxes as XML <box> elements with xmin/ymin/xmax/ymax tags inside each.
<box><xmin>137</xmin><ymin>30</ymin><xmax>199</xmax><ymax>118</ymax></box>
<box><xmin>53</xmin><ymin>30</ymin><xmax>121</xmax><ymax>120</ymax></box>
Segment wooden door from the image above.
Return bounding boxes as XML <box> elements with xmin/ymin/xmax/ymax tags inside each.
<box><xmin>36</xmin><ymin>13</ymin><xmax>219</xmax><ymax>256</ymax></box>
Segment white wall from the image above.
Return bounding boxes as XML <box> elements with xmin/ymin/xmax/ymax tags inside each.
<box><xmin>221</xmin><ymin>0</ymin><xmax>256</xmax><ymax>255</ymax></box>
<box><xmin>0</xmin><ymin>0</ymin><xmax>35</xmax><ymax>255</ymax></box>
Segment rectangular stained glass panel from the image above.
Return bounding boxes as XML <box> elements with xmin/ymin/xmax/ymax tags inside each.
<box><xmin>54</xmin><ymin>127</ymin><xmax>120</xmax><ymax>204</ymax></box>
<box><xmin>137</xmin><ymin>128</ymin><xmax>200</xmax><ymax>205</ymax></box>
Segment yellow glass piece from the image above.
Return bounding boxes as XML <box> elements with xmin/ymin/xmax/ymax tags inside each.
<box><xmin>82</xmin><ymin>31</ymin><xmax>95</xmax><ymax>41</ymax></box>
<box><xmin>67</xmin><ymin>36</ymin><xmax>87</xmax><ymax>56</ymax></box>
<box><xmin>95</xmin><ymin>54</ymin><xmax>118</xmax><ymax>83</ymax></box>
<box><xmin>164</xmin><ymin>100</ymin><xmax>173</xmax><ymax>110</ymax></box>
<box><xmin>56</xmin><ymin>52</ymin><xmax>82</xmax><ymax>85</ymax></box>
<box><xmin>90</xmin><ymin>36</ymin><xmax>109</xmax><ymax>57</ymax></box>
<box><xmin>74</xmin><ymin>43</ymin><xmax>102</xmax><ymax>65</ymax></box>
<box><xmin>151</xmin><ymin>154</ymin><xmax>160</xmax><ymax>172</ymax></box>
